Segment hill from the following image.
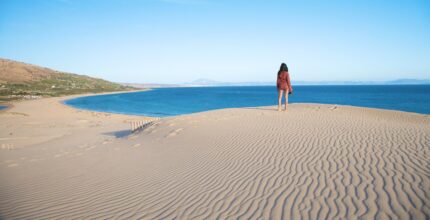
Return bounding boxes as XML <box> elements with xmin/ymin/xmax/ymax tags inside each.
<box><xmin>0</xmin><ymin>58</ymin><xmax>136</xmax><ymax>101</ymax></box>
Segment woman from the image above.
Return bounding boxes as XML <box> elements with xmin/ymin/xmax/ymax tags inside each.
<box><xmin>276</xmin><ymin>63</ymin><xmax>293</xmax><ymax>111</ymax></box>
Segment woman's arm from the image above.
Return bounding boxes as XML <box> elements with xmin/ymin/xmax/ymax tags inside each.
<box><xmin>287</xmin><ymin>72</ymin><xmax>293</xmax><ymax>93</ymax></box>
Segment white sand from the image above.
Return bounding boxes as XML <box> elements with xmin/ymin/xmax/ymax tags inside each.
<box><xmin>0</xmin><ymin>95</ymin><xmax>429</xmax><ymax>219</ymax></box>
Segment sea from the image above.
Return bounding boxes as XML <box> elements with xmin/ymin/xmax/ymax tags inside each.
<box><xmin>64</xmin><ymin>85</ymin><xmax>430</xmax><ymax>117</ymax></box>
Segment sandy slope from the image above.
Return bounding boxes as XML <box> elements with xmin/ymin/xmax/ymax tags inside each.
<box><xmin>0</xmin><ymin>97</ymin><xmax>429</xmax><ymax>219</ymax></box>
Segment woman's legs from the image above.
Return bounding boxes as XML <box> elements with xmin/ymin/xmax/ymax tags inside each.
<box><xmin>277</xmin><ymin>89</ymin><xmax>284</xmax><ymax>111</ymax></box>
<box><xmin>284</xmin><ymin>91</ymin><xmax>289</xmax><ymax>110</ymax></box>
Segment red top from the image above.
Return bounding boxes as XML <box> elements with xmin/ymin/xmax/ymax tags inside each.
<box><xmin>277</xmin><ymin>71</ymin><xmax>292</xmax><ymax>92</ymax></box>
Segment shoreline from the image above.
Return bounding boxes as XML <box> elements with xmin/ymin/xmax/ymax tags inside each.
<box><xmin>1</xmin><ymin>88</ymin><xmax>153</xmax><ymax>118</ymax></box>
<box><xmin>0</xmin><ymin>103</ymin><xmax>13</xmax><ymax>112</ymax></box>
<box><xmin>59</xmin><ymin>88</ymin><xmax>156</xmax><ymax>118</ymax></box>
<box><xmin>0</xmin><ymin>89</ymin><xmax>153</xmax><ymax>149</ymax></box>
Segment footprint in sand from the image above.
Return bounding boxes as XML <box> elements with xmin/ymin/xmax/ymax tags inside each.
<box><xmin>128</xmin><ymin>135</ymin><xmax>138</xmax><ymax>140</ymax></box>
<box><xmin>133</xmin><ymin>143</ymin><xmax>141</xmax><ymax>147</ymax></box>
<box><xmin>329</xmin><ymin>106</ymin><xmax>338</xmax><ymax>110</ymax></box>
<box><xmin>85</xmin><ymin>145</ymin><xmax>96</xmax><ymax>151</ymax></box>
<box><xmin>90</xmin><ymin>123</ymin><xmax>101</xmax><ymax>127</ymax></box>
<box><xmin>78</xmin><ymin>144</ymin><xmax>88</xmax><ymax>149</ymax></box>
<box><xmin>1</xmin><ymin>143</ymin><xmax>15</xmax><ymax>150</ymax></box>
<box><xmin>7</xmin><ymin>163</ymin><xmax>19</xmax><ymax>167</ymax></box>
<box><xmin>167</xmin><ymin>128</ymin><xmax>184</xmax><ymax>137</ymax></box>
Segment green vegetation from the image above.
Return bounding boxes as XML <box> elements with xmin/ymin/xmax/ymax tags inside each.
<box><xmin>0</xmin><ymin>72</ymin><xmax>136</xmax><ymax>102</ymax></box>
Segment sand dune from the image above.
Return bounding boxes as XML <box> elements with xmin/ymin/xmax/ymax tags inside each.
<box><xmin>0</xmin><ymin>97</ymin><xmax>429</xmax><ymax>219</ymax></box>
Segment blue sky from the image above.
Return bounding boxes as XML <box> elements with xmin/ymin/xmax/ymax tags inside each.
<box><xmin>1</xmin><ymin>0</ymin><xmax>429</xmax><ymax>83</ymax></box>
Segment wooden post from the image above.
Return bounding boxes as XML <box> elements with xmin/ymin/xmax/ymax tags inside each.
<box><xmin>130</xmin><ymin>118</ymin><xmax>160</xmax><ymax>133</ymax></box>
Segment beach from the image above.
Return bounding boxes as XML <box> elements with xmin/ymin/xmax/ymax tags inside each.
<box><xmin>0</xmin><ymin>94</ymin><xmax>429</xmax><ymax>219</ymax></box>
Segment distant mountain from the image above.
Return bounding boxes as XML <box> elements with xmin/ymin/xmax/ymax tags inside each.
<box><xmin>386</xmin><ymin>79</ymin><xmax>430</xmax><ymax>85</ymax></box>
<box><xmin>185</xmin><ymin>79</ymin><xmax>274</xmax><ymax>87</ymax></box>
<box><xmin>293</xmin><ymin>81</ymin><xmax>378</xmax><ymax>85</ymax></box>
<box><xmin>127</xmin><ymin>79</ymin><xmax>430</xmax><ymax>88</ymax></box>
<box><xmin>189</xmin><ymin>78</ymin><xmax>221</xmax><ymax>86</ymax></box>
<box><xmin>183</xmin><ymin>78</ymin><xmax>430</xmax><ymax>86</ymax></box>
<box><xmin>121</xmin><ymin>83</ymin><xmax>184</xmax><ymax>88</ymax></box>
<box><xmin>0</xmin><ymin>58</ymin><xmax>136</xmax><ymax>101</ymax></box>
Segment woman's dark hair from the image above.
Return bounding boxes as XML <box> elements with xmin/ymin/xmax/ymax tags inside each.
<box><xmin>278</xmin><ymin>63</ymin><xmax>288</xmax><ymax>76</ymax></box>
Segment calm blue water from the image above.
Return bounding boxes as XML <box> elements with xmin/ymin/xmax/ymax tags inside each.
<box><xmin>64</xmin><ymin>85</ymin><xmax>430</xmax><ymax>117</ymax></box>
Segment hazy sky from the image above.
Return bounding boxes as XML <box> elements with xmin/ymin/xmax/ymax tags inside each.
<box><xmin>1</xmin><ymin>0</ymin><xmax>429</xmax><ymax>83</ymax></box>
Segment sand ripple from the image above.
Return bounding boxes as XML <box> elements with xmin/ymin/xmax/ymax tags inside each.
<box><xmin>0</xmin><ymin>104</ymin><xmax>429</xmax><ymax>219</ymax></box>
